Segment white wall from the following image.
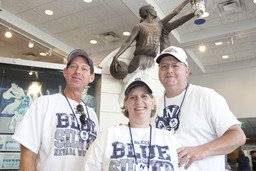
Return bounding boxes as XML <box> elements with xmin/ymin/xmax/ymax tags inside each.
<box><xmin>188</xmin><ymin>67</ymin><xmax>256</xmax><ymax>118</ymax></box>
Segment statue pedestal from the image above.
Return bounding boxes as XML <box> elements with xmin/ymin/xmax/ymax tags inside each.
<box><xmin>98</xmin><ymin>45</ymin><xmax>164</xmax><ymax>131</ymax></box>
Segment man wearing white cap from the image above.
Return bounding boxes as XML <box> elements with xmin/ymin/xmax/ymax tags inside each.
<box><xmin>12</xmin><ymin>49</ymin><xmax>99</xmax><ymax>171</ymax></box>
<box><xmin>151</xmin><ymin>46</ymin><xmax>246</xmax><ymax>171</ymax></box>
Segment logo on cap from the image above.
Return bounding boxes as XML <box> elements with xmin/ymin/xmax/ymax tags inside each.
<box><xmin>135</xmin><ymin>78</ymin><xmax>142</xmax><ymax>81</ymax></box>
<box><xmin>164</xmin><ymin>47</ymin><xmax>178</xmax><ymax>54</ymax></box>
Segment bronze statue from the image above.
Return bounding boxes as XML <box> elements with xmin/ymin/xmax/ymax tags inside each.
<box><xmin>110</xmin><ymin>0</ymin><xmax>195</xmax><ymax>80</ymax></box>
<box><xmin>160</xmin><ymin>2</ymin><xmax>195</xmax><ymax>52</ymax></box>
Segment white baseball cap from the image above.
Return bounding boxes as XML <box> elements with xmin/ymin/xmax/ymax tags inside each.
<box><xmin>156</xmin><ymin>46</ymin><xmax>188</xmax><ymax>67</ymax></box>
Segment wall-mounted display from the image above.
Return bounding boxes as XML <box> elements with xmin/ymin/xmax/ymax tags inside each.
<box><xmin>0</xmin><ymin>134</ymin><xmax>20</xmax><ymax>152</ymax></box>
<box><xmin>0</xmin><ymin>152</ymin><xmax>20</xmax><ymax>170</ymax></box>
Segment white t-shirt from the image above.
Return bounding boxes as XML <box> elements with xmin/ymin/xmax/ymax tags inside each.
<box><xmin>82</xmin><ymin>125</ymin><xmax>185</xmax><ymax>171</ymax></box>
<box><xmin>12</xmin><ymin>93</ymin><xmax>99</xmax><ymax>171</ymax></box>
<box><xmin>151</xmin><ymin>84</ymin><xmax>240</xmax><ymax>171</ymax></box>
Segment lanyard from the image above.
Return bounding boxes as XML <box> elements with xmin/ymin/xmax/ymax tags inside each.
<box><xmin>164</xmin><ymin>83</ymin><xmax>189</xmax><ymax>116</ymax></box>
<box><xmin>62</xmin><ymin>91</ymin><xmax>90</xmax><ymax>130</ymax></box>
<box><xmin>128</xmin><ymin>122</ymin><xmax>152</xmax><ymax>169</ymax></box>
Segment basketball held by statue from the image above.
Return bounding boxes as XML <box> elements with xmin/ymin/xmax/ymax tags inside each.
<box><xmin>110</xmin><ymin>58</ymin><xmax>128</xmax><ymax>80</ymax></box>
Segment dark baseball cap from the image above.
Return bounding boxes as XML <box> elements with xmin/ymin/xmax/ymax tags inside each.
<box><xmin>124</xmin><ymin>78</ymin><xmax>153</xmax><ymax>96</ymax></box>
<box><xmin>67</xmin><ymin>49</ymin><xmax>94</xmax><ymax>73</ymax></box>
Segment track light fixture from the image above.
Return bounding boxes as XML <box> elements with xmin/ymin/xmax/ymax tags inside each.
<box><xmin>29</xmin><ymin>70</ymin><xmax>33</xmax><ymax>75</ymax></box>
<box><xmin>40</xmin><ymin>49</ymin><xmax>52</xmax><ymax>56</ymax></box>
<box><xmin>28</xmin><ymin>40</ymin><xmax>34</xmax><ymax>48</ymax></box>
<box><xmin>47</xmin><ymin>49</ymin><xmax>52</xmax><ymax>56</ymax></box>
<box><xmin>1</xmin><ymin>23</ymin><xmax>66</xmax><ymax>58</ymax></box>
<box><xmin>63</xmin><ymin>58</ymin><xmax>67</xmax><ymax>64</ymax></box>
<box><xmin>40</xmin><ymin>52</ymin><xmax>47</xmax><ymax>56</ymax></box>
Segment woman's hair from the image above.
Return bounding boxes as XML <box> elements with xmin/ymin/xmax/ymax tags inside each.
<box><xmin>121</xmin><ymin>85</ymin><xmax>156</xmax><ymax>118</ymax></box>
<box><xmin>238</xmin><ymin>149</ymin><xmax>245</xmax><ymax>156</ymax></box>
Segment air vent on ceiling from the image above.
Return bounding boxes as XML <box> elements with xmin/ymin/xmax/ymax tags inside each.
<box><xmin>217</xmin><ymin>0</ymin><xmax>244</xmax><ymax>16</ymax></box>
<box><xmin>97</xmin><ymin>32</ymin><xmax>120</xmax><ymax>43</ymax></box>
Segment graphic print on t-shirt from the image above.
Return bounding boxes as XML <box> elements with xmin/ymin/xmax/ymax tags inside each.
<box><xmin>109</xmin><ymin>140</ymin><xmax>174</xmax><ymax>170</ymax></box>
<box><xmin>53</xmin><ymin>112</ymin><xmax>97</xmax><ymax>157</ymax></box>
<box><xmin>155</xmin><ymin>105</ymin><xmax>180</xmax><ymax>134</ymax></box>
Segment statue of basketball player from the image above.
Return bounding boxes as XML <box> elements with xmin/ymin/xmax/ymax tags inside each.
<box><xmin>160</xmin><ymin>11</ymin><xmax>195</xmax><ymax>52</ymax></box>
<box><xmin>110</xmin><ymin>0</ymin><xmax>196</xmax><ymax>80</ymax></box>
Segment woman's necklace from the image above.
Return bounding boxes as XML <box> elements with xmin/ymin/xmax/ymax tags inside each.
<box><xmin>62</xmin><ymin>91</ymin><xmax>90</xmax><ymax>141</ymax></box>
<box><xmin>128</xmin><ymin>122</ymin><xmax>152</xmax><ymax>171</ymax></box>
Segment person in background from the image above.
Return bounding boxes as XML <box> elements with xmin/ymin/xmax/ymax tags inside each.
<box><xmin>12</xmin><ymin>49</ymin><xmax>99</xmax><ymax>171</ymax></box>
<box><xmin>250</xmin><ymin>150</ymin><xmax>256</xmax><ymax>171</ymax></box>
<box><xmin>151</xmin><ymin>45</ymin><xmax>246</xmax><ymax>171</ymax></box>
<box><xmin>225</xmin><ymin>156</ymin><xmax>232</xmax><ymax>171</ymax></box>
<box><xmin>236</xmin><ymin>149</ymin><xmax>250</xmax><ymax>171</ymax></box>
<box><xmin>82</xmin><ymin>86</ymin><xmax>96</xmax><ymax>110</ymax></box>
<box><xmin>82</xmin><ymin>78</ymin><xmax>184</xmax><ymax>170</ymax></box>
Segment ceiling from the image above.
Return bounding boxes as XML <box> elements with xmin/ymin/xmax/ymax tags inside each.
<box><xmin>0</xmin><ymin>0</ymin><xmax>255</xmax><ymax>73</ymax></box>
<box><xmin>0</xmin><ymin>0</ymin><xmax>256</xmax><ymax>145</ymax></box>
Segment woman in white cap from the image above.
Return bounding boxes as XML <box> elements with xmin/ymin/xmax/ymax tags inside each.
<box><xmin>82</xmin><ymin>78</ymin><xmax>184</xmax><ymax>171</ymax></box>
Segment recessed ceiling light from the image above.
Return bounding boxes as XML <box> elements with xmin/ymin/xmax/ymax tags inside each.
<box><xmin>253</xmin><ymin>0</ymin><xmax>256</xmax><ymax>4</ymax></box>
<box><xmin>28</xmin><ymin>40</ymin><xmax>34</xmax><ymax>48</ymax></box>
<box><xmin>90</xmin><ymin>40</ymin><xmax>97</xmax><ymax>44</ymax></box>
<box><xmin>123</xmin><ymin>32</ymin><xmax>130</xmax><ymax>36</ymax></box>
<box><xmin>44</xmin><ymin>10</ymin><xmax>54</xmax><ymax>15</ymax></box>
<box><xmin>199</xmin><ymin>45</ymin><xmax>206</xmax><ymax>52</ymax></box>
<box><xmin>5</xmin><ymin>30</ymin><xmax>12</xmax><ymax>38</ymax></box>
<box><xmin>215</xmin><ymin>42</ymin><xmax>223</xmax><ymax>46</ymax></box>
<box><xmin>222</xmin><ymin>55</ymin><xmax>229</xmax><ymax>59</ymax></box>
<box><xmin>83</xmin><ymin>0</ymin><xmax>93</xmax><ymax>3</ymax></box>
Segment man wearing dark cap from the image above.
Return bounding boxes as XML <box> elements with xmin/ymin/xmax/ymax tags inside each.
<box><xmin>151</xmin><ymin>46</ymin><xmax>246</xmax><ymax>171</ymax></box>
<box><xmin>13</xmin><ymin>49</ymin><xmax>99</xmax><ymax>171</ymax></box>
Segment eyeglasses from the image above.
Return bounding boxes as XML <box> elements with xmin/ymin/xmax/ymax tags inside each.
<box><xmin>76</xmin><ymin>104</ymin><xmax>87</xmax><ymax>126</ymax></box>
<box><xmin>159</xmin><ymin>62</ymin><xmax>186</xmax><ymax>70</ymax></box>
